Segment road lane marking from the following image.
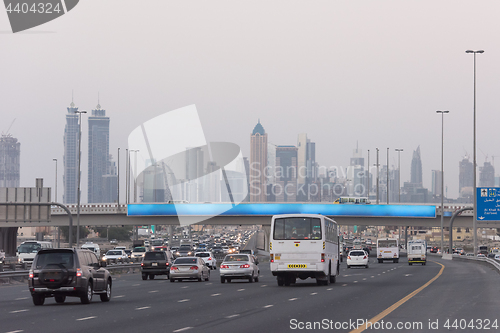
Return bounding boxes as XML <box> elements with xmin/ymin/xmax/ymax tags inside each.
<box><xmin>349</xmin><ymin>261</ymin><xmax>445</xmax><ymax>333</ymax></box>
<box><xmin>237</xmin><ymin>289</ymin><xmax>245</xmax><ymax>292</ymax></box>
<box><xmin>14</xmin><ymin>297</ymin><xmax>28</xmax><ymax>300</ymax></box>
<box><xmin>261</xmin><ymin>285</ymin><xmax>267</xmax><ymax>287</ymax></box>
<box><xmin>6</xmin><ymin>330</ymin><xmax>24</xmax><ymax>333</ymax></box>
<box><xmin>178</xmin><ymin>299</ymin><xmax>190</xmax><ymax>302</ymax></box>
<box><xmin>173</xmin><ymin>327</ymin><xmax>192</xmax><ymax>332</ymax></box>
<box><xmin>353</xmin><ymin>281</ymin><xmax>358</xmax><ymax>283</ymax></box>
<box><xmin>181</xmin><ymin>286</ymin><xmax>189</xmax><ymax>289</ymax></box>
<box><xmin>132</xmin><ymin>284</ymin><xmax>141</xmax><ymax>286</ymax></box>
<box><xmin>289</xmin><ymin>298</ymin><xmax>298</xmax><ymax>301</ymax></box>
<box><xmin>371</xmin><ymin>276</ymin><xmax>374</xmax><ymax>278</ymax></box>
<box><xmin>136</xmin><ymin>306</ymin><xmax>150</xmax><ymax>310</ymax></box>
<box><xmin>9</xmin><ymin>309</ymin><xmax>29</xmax><ymax>314</ymax></box>
<box><xmin>225</xmin><ymin>314</ymin><xmax>240</xmax><ymax>318</ymax></box>
<box><xmin>148</xmin><ymin>290</ymin><xmax>159</xmax><ymax>293</ymax></box>
<box><xmin>342</xmin><ymin>284</ymin><xmax>348</xmax><ymax>286</ymax></box>
<box><xmin>211</xmin><ymin>293</ymin><xmax>221</xmax><ymax>296</ymax></box>
<box><xmin>205</xmin><ymin>283</ymin><xmax>212</xmax><ymax>285</ymax></box>
<box><xmin>76</xmin><ymin>316</ymin><xmax>96</xmax><ymax>321</ymax></box>
<box><xmin>114</xmin><ymin>295</ymin><xmax>125</xmax><ymax>298</ymax></box>
<box><xmin>310</xmin><ymin>292</ymin><xmax>317</xmax><ymax>295</ymax></box>
<box><xmin>263</xmin><ymin>304</ymin><xmax>273</xmax><ymax>308</ymax></box>
<box><xmin>362</xmin><ymin>278</ymin><xmax>367</xmax><ymax>280</ymax></box>
<box><xmin>327</xmin><ymin>288</ymin><xmax>333</xmax><ymax>290</ymax></box>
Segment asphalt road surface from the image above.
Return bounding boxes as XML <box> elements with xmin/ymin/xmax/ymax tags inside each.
<box><xmin>1</xmin><ymin>256</ymin><xmax>499</xmax><ymax>333</ymax></box>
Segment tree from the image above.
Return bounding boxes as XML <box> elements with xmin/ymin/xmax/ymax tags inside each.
<box><xmin>60</xmin><ymin>226</ymin><xmax>90</xmax><ymax>243</ymax></box>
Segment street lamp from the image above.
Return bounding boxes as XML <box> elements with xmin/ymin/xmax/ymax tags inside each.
<box><xmin>394</xmin><ymin>149</ymin><xmax>403</xmax><ymax>203</ymax></box>
<box><xmin>386</xmin><ymin>148</ymin><xmax>389</xmax><ymax>204</ymax></box>
<box><xmin>376</xmin><ymin>148</ymin><xmax>379</xmax><ymax>204</ymax></box>
<box><xmin>367</xmin><ymin>149</ymin><xmax>370</xmax><ymax>198</ymax></box>
<box><xmin>466</xmin><ymin>49</ymin><xmax>484</xmax><ymax>255</ymax></box>
<box><xmin>53</xmin><ymin>158</ymin><xmax>60</xmax><ymax>247</ymax></box>
<box><xmin>74</xmin><ymin>110</ymin><xmax>87</xmax><ymax>247</ymax></box>
<box><xmin>437</xmin><ymin>110</ymin><xmax>449</xmax><ymax>253</ymax></box>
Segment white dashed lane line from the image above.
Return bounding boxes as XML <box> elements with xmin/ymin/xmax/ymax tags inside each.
<box><xmin>237</xmin><ymin>289</ymin><xmax>245</xmax><ymax>292</ymax></box>
<box><xmin>289</xmin><ymin>298</ymin><xmax>298</xmax><ymax>301</ymax></box>
<box><xmin>136</xmin><ymin>306</ymin><xmax>151</xmax><ymax>310</ymax></box>
<box><xmin>211</xmin><ymin>293</ymin><xmax>221</xmax><ymax>297</ymax></box>
<box><xmin>173</xmin><ymin>327</ymin><xmax>192</xmax><ymax>332</ymax></box>
<box><xmin>263</xmin><ymin>305</ymin><xmax>273</xmax><ymax>308</ymax></box>
<box><xmin>148</xmin><ymin>290</ymin><xmax>159</xmax><ymax>293</ymax></box>
<box><xmin>9</xmin><ymin>309</ymin><xmax>29</xmax><ymax>314</ymax></box>
<box><xmin>310</xmin><ymin>292</ymin><xmax>317</xmax><ymax>295</ymax></box>
<box><xmin>114</xmin><ymin>295</ymin><xmax>125</xmax><ymax>298</ymax></box>
<box><xmin>5</xmin><ymin>330</ymin><xmax>24</xmax><ymax>333</ymax></box>
<box><xmin>76</xmin><ymin>316</ymin><xmax>96</xmax><ymax>321</ymax></box>
<box><xmin>14</xmin><ymin>297</ymin><xmax>28</xmax><ymax>301</ymax></box>
<box><xmin>178</xmin><ymin>299</ymin><xmax>190</xmax><ymax>303</ymax></box>
<box><xmin>225</xmin><ymin>314</ymin><xmax>240</xmax><ymax>319</ymax></box>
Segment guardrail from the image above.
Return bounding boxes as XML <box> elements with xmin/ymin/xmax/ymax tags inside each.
<box><xmin>0</xmin><ymin>263</ymin><xmax>141</xmax><ymax>284</ymax></box>
<box><xmin>452</xmin><ymin>254</ymin><xmax>500</xmax><ymax>273</ymax></box>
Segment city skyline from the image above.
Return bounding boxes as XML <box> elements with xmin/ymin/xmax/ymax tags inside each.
<box><xmin>3</xmin><ymin>1</ymin><xmax>500</xmax><ymax>202</ymax></box>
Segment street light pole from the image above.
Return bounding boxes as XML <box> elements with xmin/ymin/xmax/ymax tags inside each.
<box><xmin>53</xmin><ymin>158</ymin><xmax>60</xmax><ymax>247</ymax></box>
<box><xmin>74</xmin><ymin>110</ymin><xmax>87</xmax><ymax>247</ymax></box>
<box><xmin>395</xmin><ymin>149</ymin><xmax>403</xmax><ymax>203</ymax></box>
<box><xmin>466</xmin><ymin>49</ymin><xmax>484</xmax><ymax>256</ymax></box>
<box><xmin>367</xmin><ymin>150</ymin><xmax>370</xmax><ymax>198</ymax></box>
<box><xmin>387</xmin><ymin>148</ymin><xmax>389</xmax><ymax>204</ymax></box>
<box><xmin>376</xmin><ymin>148</ymin><xmax>379</xmax><ymax>204</ymax></box>
<box><xmin>437</xmin><ymin>110</ymin><xmax>449</xmax><ymax>253</ymax></box>
<box><xmin>117</xmin><ymin>148</ymin><xmax>120</xmax><ymax>209</ymax></box>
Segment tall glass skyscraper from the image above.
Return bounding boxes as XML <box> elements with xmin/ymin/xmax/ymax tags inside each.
<box><xmin>88</xmin><ymin>103</ymin><xmax>116</xmax><ymax>203</ymax></box>
<box><xmin>63</xmin><ymin>101</ymin><xmax>79</xmax><ymax>204</ymax></box>
<box><xmin>250</xmin><ymin>120</ymin><xmax>267</xmax><ymax>202</ymax></box>
<box><xmin>410</xmin><ymin>146</ymin><xmax>423</xmax><ymax>187</ymax></box>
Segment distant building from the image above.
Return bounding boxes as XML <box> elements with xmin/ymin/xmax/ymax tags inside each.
<box><xmin>296</xmin><ymin>134</ymin><xmax>317</xmax><ymax>201</ymax></box>
<box><xmin>0</xmin><ymin>134</ymin><xmax>20</xmax><ymax>187</ymax></box>
<box><xmin>63</xmin><ymin>101</ymin><xmax>79</xmax><ymax>204</ymax></box>
<box><xmin>250</xmin><ymin>120</ymin><xmax>267</xmax><ymax>202</ymax></box>
<box><xmin>459</xmin><ymin>156</ymin><xmax>473</xmax><ymax>200</ymax></box>
<box><xmin>431</xmin><ymin>170</ymin><xmax>443</xmax><ymax>197</ymax></box>
<box><xmin>88</xmin><ymin>103</ymin><xmax>117</xmax><ymax>203</ymax></box>
<box><xmin>479</xmin><ymin>161</ymin><xmax>495</xmax><ymax>187</ymax></box>
<box><xmin>410</xmin><ymin>146</ymin><xmax>423</xmax><ymax>187</ymax></box>
<box><xmin>275</xmin><ymin>145</ymin><xmax>298</xmax><ymax>202</ymax></box>
<box><xmin>348</xmin><ymin>145</ymin><xmax>365</xmax><ymax>196</ymax></box>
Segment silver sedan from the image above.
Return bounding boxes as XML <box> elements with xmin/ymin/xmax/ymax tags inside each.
<box><xmin>220</xmin><ymin>254</ymin><xmax>259</xmax><ymax>283</ymax></box>
<box><xmin>170</xmin><ymin>257</ymin><xmax>210</xmax><ymax>282</ymax></box>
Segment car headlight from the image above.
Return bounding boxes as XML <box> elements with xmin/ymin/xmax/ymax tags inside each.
<box><xmin>103</xmin><ymin>257</ymin><xmax>107</xmax><ymax>261</ymax></box>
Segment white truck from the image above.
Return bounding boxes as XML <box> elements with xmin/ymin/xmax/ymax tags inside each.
<box><xmin>407</xmin><ymin>239</ymin><xmax>427</xmax><ymax>265</ymax></box>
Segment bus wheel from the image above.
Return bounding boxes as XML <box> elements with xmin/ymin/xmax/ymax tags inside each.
<box><xmin>277</xmin><ymin>276</ymin><xmax>284</xmax><ymax>286</ymax></box>
<box><xmin>378</xmin><ymin>259</ymin><xmax>382</xmax><ymax>263</ymax></box>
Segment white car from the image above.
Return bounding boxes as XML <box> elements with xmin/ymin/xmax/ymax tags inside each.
<box><xmin>131</xmin><ymin>247</ymin><xmax>147</xmax><ymax>259</ymax></box>
<box><xmin>494</xmin><ymin>254</ymin><xmax>500</xmax><ymax>261</ymax></box>
<box><xmin>103</xmin><ymin>249</ymin><xmax>127</xmax><ymax>262</ymax></box>
<box><xmin>195</xmin><ymin>251</ymin><xmax>217</xmax><ymax>270</ymax></box>
<box><xmin>347</xmin><ymin>250</ymin><xmax>369</xmax><ymax>268</ymax></box>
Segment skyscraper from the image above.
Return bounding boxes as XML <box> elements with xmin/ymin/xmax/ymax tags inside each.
<box><xmin>275</xmin><ymin>145</ymin><xmax>298</xmax><ymax>202</ymax></box>
<box><xmin>297</xmin><ymin>133</ymin><xmax>316</xmax><ymax>201</ymax></box>
<box><xmin>479</xmin><ymin>161</ymin><xmax>495</xmax><ymax>187</ymax></box>
<box><xmin>63</xmin><ymin>100</ymin><xmax>79</xmax><ymax>204</ymax></box>
<box><xmin>459</xmin><ymin>156</ymin><xmax>473</xmax><ymax>197</ymax></box>
<box><xmin>250</xmin><ymin>120</ymin><xmax>267</xmax><ymax>202</ymax></box>
<box><xmin>0</xmin><ymin>134</ymin><xmax>20</xmax><ymax>187</ymax></box>
<box><xmin>410</xmin><ymin>146</ymin><xmax>423</xmax><ymax>187</ymax></box>
<box><xmin>431</xmin><ymin>170</ymin><xmax>443</xmax><ymax>197</ymax></box>
<box><xmin>88</xmin><ymin>102</ymin><xmax>115</xmax><ymax>203</ymax></box>
<box><xmin>348</xmin><ymin>145</ymin><xmax>365</xmax><ymax>196</ymax></box>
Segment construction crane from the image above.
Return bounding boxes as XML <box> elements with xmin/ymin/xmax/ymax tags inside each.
<box><xmin>2</xmin><ymin>118</ymin><xmax>16</xmax><ymax>136</ymax></box>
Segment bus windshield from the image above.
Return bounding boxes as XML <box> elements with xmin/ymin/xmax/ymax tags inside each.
<box><xmin>273</xmin><ymin>217</ymin><xmax>322</xmax><ymax>240</ymax></box>
<box><xmin>378</xmin><ymin>240</ymin><xmax>398</xmax><ymax>248</ymax></box>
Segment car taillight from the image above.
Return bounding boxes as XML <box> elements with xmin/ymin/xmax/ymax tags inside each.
<box><xmin>347</xmin><ymin>256</ymin><xmax>351</xmax><ymax>260</ymax></box>
<box><xmin>29</xmin><ymin>271</ymin><xmax>34</xmax><ymax>278</ymax></box>
<box><xmin>141</xmin><ymin>263</ymin><xmax>144</xmax><ymax>266</ymax></box>
<box><xmin>171</xmin><ymin>266</ymin><xmax>178</xmax><ymax>271</ymax></box>
<box><xmin>321</xmin><ymin>253</ymin><xmax>325</xmax><ymax>262</ymax></box>
<box><xmin>166</xmin><ymin>262</ymin><xmax>169</xmax><ymax>266</ymax></box>
<box><xmin>240</xmin><ymin>264</ymin><xmax>250</xmax><ymax>268</ymax></box>
<box><xmin>270</xmin><ymin>254</ymin><xmax>274</xmax><ymax>263</ymax></box>
<box><xmin>208</xmin><ymin>258</ymin><xmax>212</xmax><ymax>261</ymax></box>
<box><xmin>220</xmin><ymin>264</ymin><xmax>229</xmax><ymax>269</ymax></box>
<box><xmin>363</xmin><ymin>256</ymin><xmax>367</xmax><ymax>259</ymax></box>
<box><xmin>190</xmin><ymin>266</ymin><xmax>199</xmax><ymax>270</ymax></box>
<box><xmin>76</xmin><ymin>268</ymin><xmax>82</xmax><ymax>277</ymax></box>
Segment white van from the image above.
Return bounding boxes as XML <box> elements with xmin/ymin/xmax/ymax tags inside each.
<box><xmin>17</xmin><ymin>241</ymin><xmax>53</xmax><ymax>264</ymax></box>
<box><xmin>81</xmin><ymin>242</ymin><xmax>101</xmax><ymax>257</ymax></box>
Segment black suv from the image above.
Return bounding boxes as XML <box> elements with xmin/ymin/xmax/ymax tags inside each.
<box><xmin>28</xmin><ymin>248</ymin><xmax>112</xmax><ymax>306</ymax></box>
<box><xmin>141</xmin><ymin>251</ymin><xmax>172</xmax><ymax>280</ymax></box>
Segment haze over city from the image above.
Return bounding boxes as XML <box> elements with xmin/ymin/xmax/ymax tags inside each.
<box><xmin>2</xmin><ymin>1</ymin><xmax>500</xmax><ymax>202</ymax></box>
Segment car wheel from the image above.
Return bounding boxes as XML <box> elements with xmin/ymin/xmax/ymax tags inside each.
<box><xmin>248</xmin><ymin>273</ymin><xmax>254</xmax><ymax>283</ymax></box>
<box><xmin>149</xmin><ymin>274</ymin><xmax>155</xmax><ymax>280</ymax></box>
<box><xmin>227</xmin><ymin>278</ymin><xmax>231</xmax><ymax>283</ymax></box>
<box><xmin>80</xmin><ymin>282</ymin><xmax>93</xmax><ymax>304</ymax></box>
<box><xmin>170</xmin><ymin>278</ymin><xmax>175</xmax><ymax>282</ymax></box>
<box><xmin>365</xmin><ymin>265</ymin><xmax>369</xmax><ymax>268</ymax></box>
<box><xmin>329</xmin><ymin>274</ymin><xmax>336</xmax><ymax>284</ymax></box>
<box><xmin>32</xmin><ymin>294</ymin><xmax>45</xmax><ymax>306</ymax></box>
<box><xmin>347</xmin><ymin>265</ymin><xmax>350</xmax><ymax>269</ymax></box>
<box><xmin>55</xmin><ymin>295</ymin><xmax>66</xmax><ymax>304</ymax></box>
<box><xmin>220</xmin><ymin>277</ymin><xmax>225</xmax><ymax>283</ymax></box>
<box><xmin>255</xmin><ymin>274</ymin><xmax>259</xmax><ymax>282</ymax></box>
<box><xmin>142</xmin><ymin>274</ymin><xmax>147</xmax><ymax>280</ymax></box>
<box><xmin>100</xmin><ymin>280</ymin><xmax>112</xmax><ymax>302</ymax></box>
<box><xmin>277</xmin><ymin>276</ymin><xmax>284</xmax><ymax>286</ymax></box>
<box><xmin>205</xmin><ymin>271</ymin><xmax>210</xmax><ymax>281</ymax></box>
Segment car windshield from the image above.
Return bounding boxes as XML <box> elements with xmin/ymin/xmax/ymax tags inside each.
<box><xmin>174</xmin><ymin>258</ymin><xmax>197</xmax><ymax>264</ymax></box>
<box><xmin>35</xmin><ymin>252</ymin><xmax>74</xmax><ymax>269</ymax></box>
<box><xmin>144</xmin><ymin>252</ymin><xmax>165</xmax><ymax>260</ymax></box>
<box><xmin>18</xmin><ymin>243</ymin><xmax>42</xmax><ymax>254</ymax></box>
<box><xmin>133</xmin><ymin>247</ymin><xmax>146</xmax><ymax>252</ymax></box>
<box><xmin>195</xmin><ymin>253</ymin><xmax>210</xmax><ymax>257</ymax></box>
<box><xmin>107</xmin><ymin>251</ymin><xmax>121</xmax><ymax>255</ymax></box>
<box><xmin>350</xmin><ymin>251</ymin><xmax>365</xmax><ymax>256</ymax></box>
<box><xmin>224</xmin><ymin>255</ymin><xmax>249</xmax><ymax>262</ymax></box>
<box><xmin>179</xmin><ymin>245</ymin><xmax>191</xmax><ymax>250</ymax></box>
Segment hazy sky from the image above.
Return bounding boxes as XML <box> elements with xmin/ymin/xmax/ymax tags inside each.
<box><xmin>1</xmin><ymin>0</ymin><xmax>500</xmax><ymax>201</ymax></box>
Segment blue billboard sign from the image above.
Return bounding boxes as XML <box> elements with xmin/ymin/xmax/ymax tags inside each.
<box><xmin>127</xmin><ymin>203</ymin><xmax>436</xmax><ymax>218</ymax></box>
<box><xmin>477</xmin><ymin>187</ymin><xmax>500</xmax><ymax>221</ymax></box>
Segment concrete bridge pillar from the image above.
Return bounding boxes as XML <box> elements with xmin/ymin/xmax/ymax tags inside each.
<box><xmin>0</xmin><ymin>227</ymin><xmax>18</xmax><ymax>257</ymax></box>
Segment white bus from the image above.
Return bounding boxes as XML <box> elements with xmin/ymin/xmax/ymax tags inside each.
<box><xmin>17</xmin><ymin>241</ymin><xmax>53</xmax><ymax>264</ymax></box>
<box><xmin>407</xmin><ymin>239</ymin><xmax>427</xmax><ymax>265</ymax></box>
<box><xmin>376</xmin><ymin>238</ymin><xmax>399</xmax><ymax>263</ymax></box>
<box><xmin>352</xmin><ymin>239</ymin><xmax>363</xmax><ymax>250</ymax></box>
<box><xmin>270</xmin><ymin>214</ymin><xmax>340</xmax><ymax>286</ymax></box>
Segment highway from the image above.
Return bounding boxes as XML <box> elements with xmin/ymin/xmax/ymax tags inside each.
<box><xmin>1</xmin><ymin>254</ymin><xmax>500</xmax><ymax>333</ymax></box>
